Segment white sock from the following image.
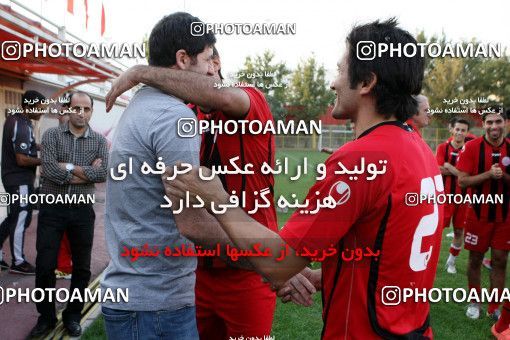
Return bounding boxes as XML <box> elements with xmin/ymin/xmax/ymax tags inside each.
<box><xmin>447</xmin><ymin>253</ymin><xmax>456</xmax><ymax>265</ymax></box>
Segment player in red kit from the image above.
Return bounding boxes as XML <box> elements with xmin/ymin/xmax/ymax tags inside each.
<box><xmin>188</xmin><ymin>49</ymin><xmax>279</xmax><ymax>339</ymax></box>
<box><xmin>456</xmin><ymin>111</ymin><xmax>510</xmax><ymax>320</ymax></box>
<box><xmin>491</xmin><ymin>109</ymin><xmax>510</xmax><ymax>338</ymax></box>
<box><xmin>436</xmin><ymin>117</ymin><xmax>472</xmax><ymax>274</ymax></box>
<box><xmin>163</xmin><ymin>19</ymin><xmax>445</xmax><ymax>339</ymax></box>
<box><xmin>445</xmin><ymin>117</ymin><xmax>477</xmax><ymax>144</ymax></box>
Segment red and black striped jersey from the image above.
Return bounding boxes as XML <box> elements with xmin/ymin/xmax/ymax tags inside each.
<box><xmin>456</xmin><ymin>136</ymin><xmax>510</xmax><ymax>223</ymax></box>
<box><xmin>436</xmin><ymin>141</ymin><xmax>463</xmax><ymax>196</ymax></box>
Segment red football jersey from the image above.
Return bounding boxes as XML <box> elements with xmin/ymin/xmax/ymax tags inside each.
<box><xmin>190</xmin><ymin>87</ymin><xmax>277</xmax><ymax>231</ymax></box>
<box><xmin>436</xmin><ymin>141</ymin><xmax>463</xmax><ymax>195</ymax></box>
<box><xmin>456</xmin><ymin>136</ymin><xmax>510</xmax><ymax>223</ymax></box>
<box><xmin>280</xmin><ymin>121</ymin><xmax>444</xmax><ymax>339</ymax></box>
<box><xmin>405</xmin><ymin>119</ymin><xmax>422</xmax><ymax>138</ymax></box>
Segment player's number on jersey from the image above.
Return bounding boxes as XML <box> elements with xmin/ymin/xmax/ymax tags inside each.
<box><xmin>464</xmin><ymin>232</ymin><xmax>478</xmax><ymax>246</ymax></box>
<box><xmin>409</xmin><ymin>176</ymin><xmax>444</xmax><ymax>272</ymax></box>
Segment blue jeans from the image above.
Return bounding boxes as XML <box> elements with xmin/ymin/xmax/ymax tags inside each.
<box><xmin>102</xmin><ymin>305</ymin><xmax>199</xmax><ymax>340</ymax></box>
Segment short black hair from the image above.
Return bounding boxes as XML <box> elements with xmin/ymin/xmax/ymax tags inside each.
<box><xmin>448</xmin><ymin>116</ymin><xmax>458</xmax><ymax>128</ymax></box>
<box><xmin>68</xmin><ymin>91</ymin><xmax>94</xmax><ymax>108</ymax></box>
<box><xmin>453</xmin><ymin>117</ymin><xmax>471</xmax><ymax>130</ymax></box>
<box><xmin>21</xmin><ymin>90</ymin><xmax>46</xmax><ymax>109</ymax></box>
<box><xmin>346</xmin><ymin>18</ymin><xmax>424</xmax><ymax>122</ymax></box>
<box><xmin>149</xmin><ymin>12</ymin><xmax>216</xmax><ymax>67</ymax></box>
<box><xmin>481</xmin><ymin>109</ymin><xmax>507</xmax><ymax>121</ymax></box>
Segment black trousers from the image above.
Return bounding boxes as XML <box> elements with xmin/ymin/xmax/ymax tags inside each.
<box><xmin>35</xmin><ymin>203</ymin><xmax>95</xmax><ymax>323</ymax></box>
<box><xmin>0</xmin><ymin>184</ymin><xmax>33</xmax><ymax>265</ymax></box>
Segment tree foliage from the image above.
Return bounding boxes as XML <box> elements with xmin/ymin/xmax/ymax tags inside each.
<box><xmin>236</xmin><ymin>50</ymin><xmax>290</xmax><ymax>120</ymax></box>
<box><xmin>287</xmin><ymin>55</ymin><xmax>335</xmax><ymax>121</ymax></box>
<box><xmin>417</xmin><ymin>31</ymin><xmax>509</xmax><ymax>124</ymax></box>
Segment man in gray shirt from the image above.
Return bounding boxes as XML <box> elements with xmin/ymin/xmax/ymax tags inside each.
<box><xmin>102</xmin><ymin>85</ymin><xmax>200</xmax><ymax>309</ymax></box>
<box><xmin>101</xmin><ymin>12</ymin><xmax>220</xmax><ymax>340</ymax></box>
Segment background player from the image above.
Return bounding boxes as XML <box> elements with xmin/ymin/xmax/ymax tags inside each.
<box><xmin>445</xmin><ymin>117</ymin><xmax>477</xmax><ymax>143</ymax></box>
<box><xmin>186</xmin><ymin>48</ymin><xmax>280</xmax><ymax>340</ymax></box>
<box><xmin>456</xmin><ymin>111</ymin><xmax>510</xmax><ymax>320</ymax></box>
<box><xmin>436</xmin><ymin>117</ymin><xmax>471</xmax><ymax>274</ymax></box>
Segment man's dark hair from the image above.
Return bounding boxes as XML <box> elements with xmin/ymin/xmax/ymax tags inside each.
<box><xmin>212</xmin><ymin>45</ymin><xmax>220</xmax><ymax>58</ymax></box>
<box><xmin>453</xmin><ymin>117</ymin><xmax>471</xmax><ymax>130</ymax></box>
<box><xmin>481</xmin><ymin>108</ymin><xmax>507</xmax><ymax>121</ymax></box>
<box><xmin>149</xmin><ymin>12</ymin><xmax>216</xmax><ymax>67</ymax></box>
<box><xmin>346</xmin><ymin>18</ymin><xmax>424</xmax><ymax>122</ymax></box>
<box><xmin>67</xmin><ymin>91</ymin><xmax>94</xmax><ymax>108</ymax></box>
<box><xmin>21</xmin><ymin>90</ymin><xmax>46</xmax><ymax>109</ymax></box>
<box><xmin>448</xmin><ymin>116</ymin><xmax>458</xmax><ymax>128</ymax></box>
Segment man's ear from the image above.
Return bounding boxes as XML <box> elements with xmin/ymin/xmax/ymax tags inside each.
<box><xmin>175</xmin><ymin>49</ymin><xmax>189</xmax><ymax>70</ymax></box>
<box><xmin>359</xmin><ymin>72</ymin><xmax>377</xmax><ymax>95</ymax></box>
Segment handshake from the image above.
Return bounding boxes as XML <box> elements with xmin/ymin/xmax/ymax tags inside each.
<box><xmin>268</xmin><ymin>267</ymin><xmax>322</xmax><ymax>307</ymax></box>
<box><xmin>161</xmin><ymin>164</ymin><xmax>322</xmax><ymax>307</ymax></box>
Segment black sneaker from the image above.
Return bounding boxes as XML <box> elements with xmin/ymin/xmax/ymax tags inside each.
<box><xmin>28</xmin><ymin>316</ymin><xmax>56</xmax><ymax>338</ymax></box>
<box><xmin>0</xmin><ymin>260</ymin><xmax>9</xmax><ymax>270</ymax></box>
<box><xmin>64</xmin><ymin>320</ymin><xmax>82</xmax><ymax>337</ymax></box>
<box><xmin>9</xmin><ymin>261</ymin><xmax>35</xmax><ymax>275</ymax></box>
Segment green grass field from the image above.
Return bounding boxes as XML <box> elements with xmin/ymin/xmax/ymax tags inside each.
<box><xmin>83</xmin><ymin>149</ymin><xmax>506</xmax><ymax>340</ymax></box>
